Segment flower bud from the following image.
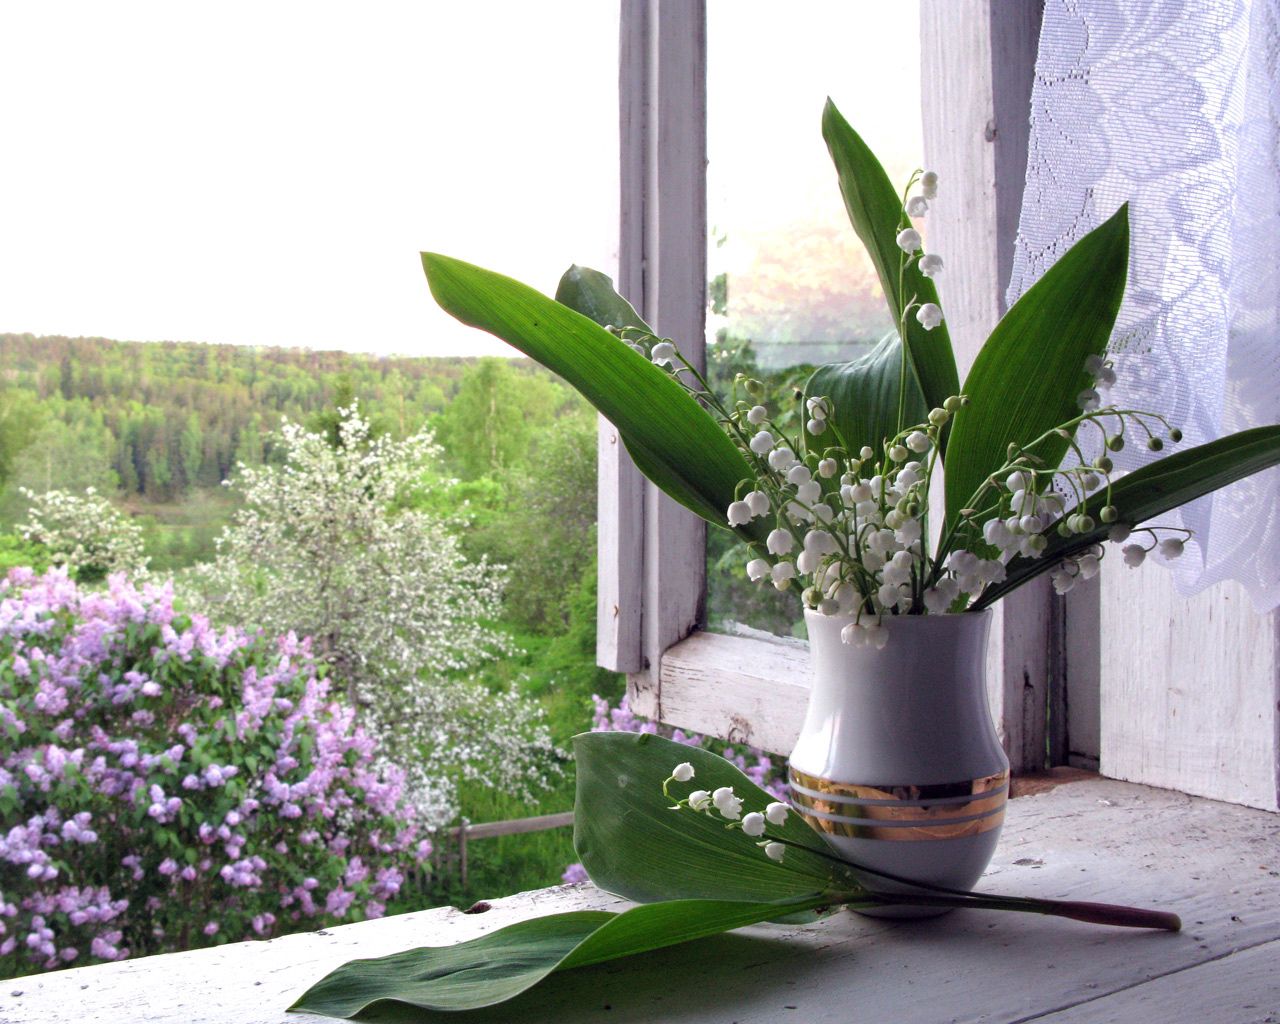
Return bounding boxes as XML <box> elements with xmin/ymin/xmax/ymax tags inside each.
<box><xmin>944</xmin><ymin>396</ymin><xmax>963</xmax><ymax>413</ymax></box>
<box><xmin>742</xmin><ymin>812</ymin><xmax>766</xmax><ymax>837</ymax></box>
<box><xmin>896</xmin><ymin>227</ymin><xmax>922</xmax><ymax>253</ymax></box>
<box><xmin>920</xmin><ymin>170</ymin><xmax>938</xmax><ymax>198</ymax></box>
<box><xmin>1168</xmin><ymin>427</ymin><xmax>1183</xmax><ymax>442</ymax></box>
<box><xmin>1107</xmin><ymin>434</ymin><xmax>1125</xmax><ymax>452</ymax></box>
<box><xmin>748</xmin><ymin>431</ymin><xmax>774</xmax><ymax>455</ymax></box>
<box><xmin>817</xmin><ymin>458</ymin><xmax>838</xmax><ymax>478</ymax></box>
<box><xmin>1147</xmin><ymin>437</ymin><xmax>1164</xmax><ymax>451</ymax></box>
<box><xmin>807</xmin><ymin>418</ymin><xmax>826</xmax><ymax>435</ymax></box>
<box><xmin>1158</xmin><ymin>538</ymin><xmax>1185</xmax><ymax>559</ymax></box>
<box><xmin>672</xmin><ymin>762</ymin><xmax>694</xmax><ymax>782</ymax></box>
<box><xmin>746</xmin><ymin>405</ymin><xmax>767</xmax><ymax>425</ymax></box>
<box><xmin>1100</xmin><ymin>505</ymin><xmax>1118</xmax><ymax>523</ymax></box>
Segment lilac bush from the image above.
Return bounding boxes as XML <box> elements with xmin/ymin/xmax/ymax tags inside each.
<box><xmin>0</xmin><ymin>569</ymin><xmax>431</xmax><ymax>978</ymax></box>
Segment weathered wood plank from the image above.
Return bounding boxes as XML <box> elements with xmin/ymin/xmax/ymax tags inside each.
<box><xmin>1101</xmin><ymin>559</ymin><xmax>1280</xmax><ymax>811</ymax></box>
<box><xmin>1030</xmin><ymin>938</ymin><xmax>1280</xmax><ymax>1023</ymax></box>
<box><xmin>8</xmin><ymin>779</ymin><xmax>1278</xmax><ymax>1024</ymax></box>
<box><xmin>597</xmin><ymin>0</ymin><xmax>649</xmax><ymax>676</ymax></box>
<box><xmin>657</xmin><ymin>630</ymin><xmax>809</xmax><ymax>754</ymax></box>
<box><xmin>617</xmin><ymin>0</ymin><xmax>708</xmax><ymax>714</ymax></box>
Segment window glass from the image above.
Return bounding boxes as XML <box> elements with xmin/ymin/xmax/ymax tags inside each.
<box><xmin>705</xmin><ymin>0</ymin><xmax>922</xmax><ymax>637</ymax></box>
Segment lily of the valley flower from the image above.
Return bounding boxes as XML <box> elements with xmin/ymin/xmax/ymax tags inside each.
<box><xmin>712</xmin><ymin>786</ymin><xmax>744</xmax><ymax>821</ymax></box>
<box><xmin>896</xmin><ymin>228</ymin><xmax>922</xmax><ymax>253</ymax></box>
<box><xmin>650</xmin><ymin>341</ymin><xmax>676</xmax><ymax>366</ymax></box>
<box><xmin>916</xmin><ymin>303</ymin><xmax>943</xmax><ymax>330</ymax></box>
<box><xmin>672</xmin><ymin>762</ymin><xmax>694</xmax><ymax>783</ymax></box>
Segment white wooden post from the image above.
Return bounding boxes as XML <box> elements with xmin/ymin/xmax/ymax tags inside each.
<box><xmin>601</xmin><ymin>0</ymin><xmax>707</xmax><ymax>709</ymax></box>
<box><xmin>921</xmin><ymin>0</ymin><xmax>1049</xmax><ymax>774</ymax></box>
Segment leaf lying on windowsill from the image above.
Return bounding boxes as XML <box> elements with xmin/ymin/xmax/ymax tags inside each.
<box><xmin>289</xmin><ymin>734</ymin><xmax>1180</xmax><ymax>1020</ymax></box>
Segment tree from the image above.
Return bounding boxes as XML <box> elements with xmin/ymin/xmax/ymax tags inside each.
<box><xmin>16</xmin><ymin>487</ymin><xmax>148</xmax><ymax>584</ymax></box>
<box><xmin>433</xmin><ymin>358</ymin><xmax>564</xmax><ymax>478</ymax></box>
<box><xmin>184</xmin><ymin>404</ymin><xmax>558</xmax><ymax>825</ymax></box>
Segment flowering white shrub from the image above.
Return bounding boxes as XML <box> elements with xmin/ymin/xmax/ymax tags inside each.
<box><xmin>185</xmin><ymin>405</ymin><xmax>558</xmax><ymax>824</ymax></box>
<box><xmin>16</xmin><ymin>487</ymin><xmax>147</xmax><ymax>584</ymax></box>
<box><xmin>0</xmin><ymin>570</ymin><xmax>429</xmax><ymax>977</ymax></box>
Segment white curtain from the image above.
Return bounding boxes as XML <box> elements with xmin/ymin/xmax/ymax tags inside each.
<box><xmin>1008</xmin><ymin>0</ymin><xmax>1280</xmax><ymax>610</ymax></box>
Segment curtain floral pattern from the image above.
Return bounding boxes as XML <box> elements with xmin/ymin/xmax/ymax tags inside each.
<box><xmin>1008</xmin><ymin>0</ymin><xmax>1280</xmax><ymax>608</ymax></box>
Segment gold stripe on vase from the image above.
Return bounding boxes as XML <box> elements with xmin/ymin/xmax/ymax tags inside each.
<box><xmin>787</xmin><ymin>767</ymin><xmax>1009</xmax><ymax>842</ymax></box>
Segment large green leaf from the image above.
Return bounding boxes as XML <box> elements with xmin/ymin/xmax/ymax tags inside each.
<box><xmin>822</xmin><ymin>99</ymin><xmax>959</xmax><ymax>437</ymax></box>
<box><xmin>972</xmin><ymin>426</ymin><xmax>1280</xmax><ymax>608</ymax></box>
<box><xmin>574</xmin><ymin>732</ymin><xmax>853</xmax><ymax>903</ymax></box>
<box><xmin>288</xmin><ymin>896</ymin><xmax>827</xmax><ymax>1019</ymax></box>
<box><xmin>803</xmin><ymin>332</ymin><xmax>928</xmax><ymax>458</ymax></box>
<box><xmin>421</xmin><ymin>254</ymin><xmax>765</xmax><ymax>543</ymax></box>
<box><xmin>944</xmin><ymin>206</ymin><xmax>1130</xmax><ymax>531</ymax></box>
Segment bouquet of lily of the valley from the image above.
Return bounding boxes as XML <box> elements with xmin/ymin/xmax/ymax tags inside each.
<box><xmin>415</xmin><ymin>100</ymin><xmax>1280</xmax><ymax>648</ymax></box>
<box><xmin>285</xmin><ymin>99</ymin><xmax>1280</xmax><ymax>1019</ymax></box>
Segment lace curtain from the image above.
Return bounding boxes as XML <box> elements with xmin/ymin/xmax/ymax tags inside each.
<box><xmin>1007</xmin><ymin>0</ymin><xmax>1280</xmax><ymax>609</ymax></box>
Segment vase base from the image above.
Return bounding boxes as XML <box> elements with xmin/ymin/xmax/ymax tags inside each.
<box><xmin>852</xmin><ymin>904</ymin><xmax>953</xmax><ymax>921</ymax></box>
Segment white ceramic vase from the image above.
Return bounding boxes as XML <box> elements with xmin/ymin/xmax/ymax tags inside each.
<box><xmin>789</xmin><ymin>609</ymin><xmax>1008</xmax><ymax>917</ymax></box>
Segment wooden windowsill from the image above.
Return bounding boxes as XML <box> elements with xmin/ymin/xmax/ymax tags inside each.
<box><xmin>6</xmin><ymin>776</ymin><xmax>1278</xmax><ymax>1023</ymax></box>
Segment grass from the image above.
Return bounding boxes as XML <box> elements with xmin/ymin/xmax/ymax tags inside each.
<box><xmin>407</xmin><ymin>593</ymin><xmax>626</xmax><ymax>910</ymax></box>
<box><xmin>123</xmin><ymin>489</ymin><xmax>240</xmax><ymax>571</ymax></box>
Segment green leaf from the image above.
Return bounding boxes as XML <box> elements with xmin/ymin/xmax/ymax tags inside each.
<box><xmin>944</xmin><ymin>206</ymin><xmax>1130</xmax><ymax>531</ymax></box>
<box><xmin>554</xmin><ymin>264</ymin><xmax>645</xmax><ymax>332</ymax></box>
<box><xmin>821</xmin><ymin>99</ymin><xmax>959</xmax><ymax>436</ymax></box>
<box><xmin>288</xmin><ymin>896</ymin><xmax>828</xmax><ymax>1019</ymax></box>
<box><xmin>574</xmin><ymin>732</ymin><xmax>857</xmax><ymax>903</ymax></box>
<box><xmin>421</xmin><ymin>254</ymin><xmax>765</xmax><ymax>544</ymax></box>
<box><xmin>973</xmin><ymin>426</ymin><xmax>1280</xmax><ymax>608</ymax></box>
<box><xmin>803</xmin><ymin>332</ymin><xmax>928</xmax><ymax>458</ymax></box>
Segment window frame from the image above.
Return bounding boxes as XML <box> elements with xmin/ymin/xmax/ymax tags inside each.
<box><xmin>600</xmin><ymin>0</ymin><xmax>1077</xmax><ymax>773</ymax></box>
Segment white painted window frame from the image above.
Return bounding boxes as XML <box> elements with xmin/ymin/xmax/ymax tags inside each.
<box><xmin>599</xmin><ymin>0</ymin><xmax>1077</xmax><ymax>774</ymax></box>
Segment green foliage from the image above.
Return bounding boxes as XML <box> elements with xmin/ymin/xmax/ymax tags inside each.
<box><xmin>821</xmin><ymin>99</ymin><xmax>959</xmax><ymax>430</ymax></box>
<box><xmin>974</xmin><ymin>426</ymin><xmax>1280</xmax><ymax>608</ymax></box>
<box><xmin>0</xmin><ymin>388</ymin><xmax>43</xmax><ymax>490</ymax></box>
<box><xmin>803</xmin><ymin>331</ymin><xmax>928</xmax><ymax>460</ymax></box>
<box><xmin>433</xmin><ymin>357</ymin><xmax>567</xmax><ymax>480</ymax></box>
<box><xmin>0</xmin><ymin>533</ymin><xmax>48</xmax><ymax>576</ymax></box>
<box><xmin>423</xmin><ymin>255</ymin><xmax>763</xmax><ymax>542</ymax></box>
<box><xmin>705</xmin><ymin>334</ymin><xmax>805</xmax><ymax>635</ymax></box>
<box><xmin>944</xmin><ymin>205</ymin><xmax>1130</xmax><ymax>530</ymax></box>
<box><xmin>472</xmin><ymin>412</ymin><xmax>598</xmax><ymax>631</ymax></box>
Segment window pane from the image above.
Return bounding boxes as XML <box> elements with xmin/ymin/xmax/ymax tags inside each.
<box><xmin>705</xmin><ymin>1</ymin><xmax>922</xmax><ymax>638</ymax></box>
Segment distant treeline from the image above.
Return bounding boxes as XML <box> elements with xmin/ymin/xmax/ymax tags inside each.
<box><xmin>0</xmin><ymin>333</ymin><xmax>548</xmax><ymax>503</ymax></box>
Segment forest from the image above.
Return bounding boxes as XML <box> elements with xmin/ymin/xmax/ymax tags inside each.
<box><xmin>0</xmin><ymin>329</ymin><xmax>818</xmax><ymax>976</ymax></box>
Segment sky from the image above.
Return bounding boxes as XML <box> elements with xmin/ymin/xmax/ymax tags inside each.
<box><xmin>0</xmin><ymin>1</ymin><xmax>918</xmax><ymax>359</ymax></box>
